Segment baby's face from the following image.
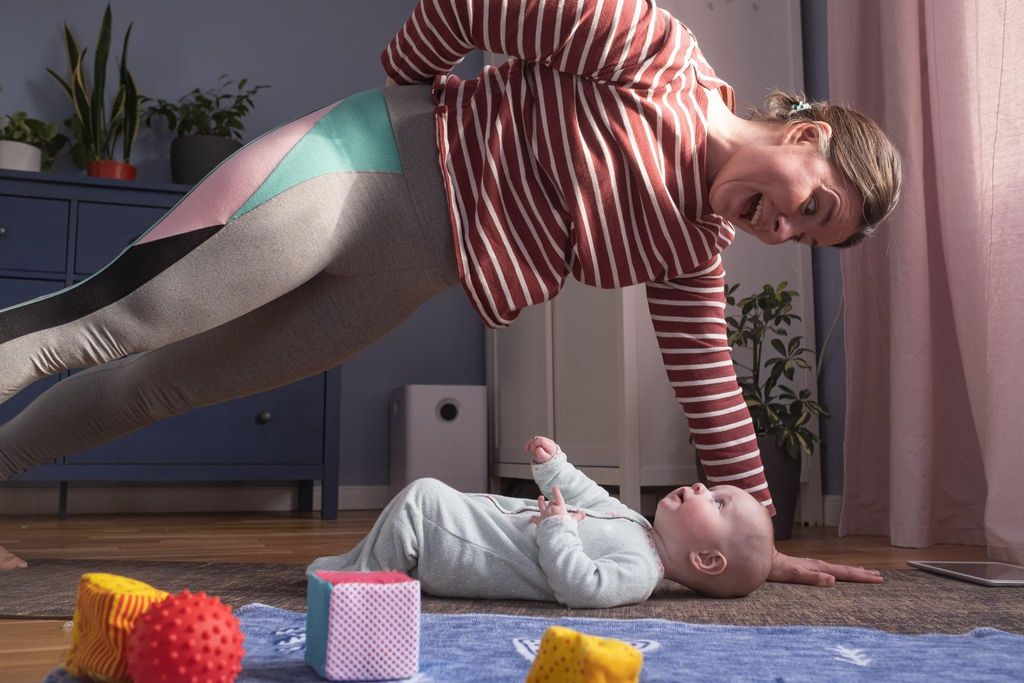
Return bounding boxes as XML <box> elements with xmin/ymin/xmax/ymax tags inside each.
<box><xmin>652</xmin><ymin>483</ymin><xmax>771</xmax><ymax>563</ymax></box>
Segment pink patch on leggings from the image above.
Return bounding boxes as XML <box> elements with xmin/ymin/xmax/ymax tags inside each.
<box><xmin>137</xmin><ymin>103</ymin><xmax>336</xmax><ymax>245</ymax></box>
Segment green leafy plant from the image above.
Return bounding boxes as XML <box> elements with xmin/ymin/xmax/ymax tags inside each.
<box><xmin>46</xmin><ymin>3</ymin><xmax>140</xmax><ymax>167</ymax></box>
<box><xmin>142</xmin><ymin>76</ymin><xmax>269</xmax><ymax>141</ymax></box>
<box><xmin>0</xmin><ymin>111</ymin><xmax>69</xmax><ymax>171</ymax></box>
<box><xmin>725</xmin><ymin>282</ymin><xmax>829</xmax><ymax>459</ymax></box>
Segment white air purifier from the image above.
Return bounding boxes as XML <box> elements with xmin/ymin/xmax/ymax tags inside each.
<box><xmin>389</xmin><ymin>384</ymin><xmax>487</xmax><ymax>496</ymax></box>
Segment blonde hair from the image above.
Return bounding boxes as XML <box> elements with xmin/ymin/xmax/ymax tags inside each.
<box><xmin>751</xmin><ymin>91</ymin><xmax>902</xmax><ymax>247</ymax></box>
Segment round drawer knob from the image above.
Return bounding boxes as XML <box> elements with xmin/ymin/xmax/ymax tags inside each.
<box><xmin>0</xmin><ymin>226</ymin><xmax>7</xmax><ymax>237</ymax></box>
<box><xmin>255</xmin><ymin>411</ymin><xmax>272</xmax><ymax>425</ymax></box>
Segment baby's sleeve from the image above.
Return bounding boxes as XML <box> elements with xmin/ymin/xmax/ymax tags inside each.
<box><xmin>532</xmin><ymin>451</ymin><xmax>632</xmax><ymax>514</ymax></box>
<box><xmin>534</xmin><ymin>516</ymin><xmax>660</xmax><ymax>608</ymax></box>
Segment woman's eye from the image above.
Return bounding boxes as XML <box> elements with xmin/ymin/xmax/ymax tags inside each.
<box><xmin>803</xmin><ymin>195</ymin><xmax>818</xmax><ymax>216</ymax></box>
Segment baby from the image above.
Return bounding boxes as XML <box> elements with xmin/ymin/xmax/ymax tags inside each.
<box><xmin>308</xmin><ymin>436</ymin><xmax>775</xmax><ymax>608</ymax></box>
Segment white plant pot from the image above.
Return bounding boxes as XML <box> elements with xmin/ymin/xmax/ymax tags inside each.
<box><xmin>0</xmin><ymin>140</ymin><xmax>43</xmax><ymax>172</ymax></box>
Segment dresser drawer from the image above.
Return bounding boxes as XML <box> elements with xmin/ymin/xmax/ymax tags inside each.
<box><xmin>73</xmin><ymin>373</ymin><xmax>326</xmax><ymax>467</ymax></box>
<box><xmin>0</xmin><ymin>195</ymin><xmax>69</xmax><ymax>273</ymax></box>
<box><xmin>75</xmin><ymin>202</ymin><xmax>169</xmax><ymax>275</ymax></box>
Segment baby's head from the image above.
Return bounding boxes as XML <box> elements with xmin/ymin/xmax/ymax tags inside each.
<box><xmin>652</xmin><ymin>483</ymin><xmax>774</xmax><ymax>598</ymax></box>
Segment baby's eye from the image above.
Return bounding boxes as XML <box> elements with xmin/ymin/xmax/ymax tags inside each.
<box><xmin>802</xmin><ymin>195</ymin><xmax>818</xmax><ymax>216</ymax></box>
<box><xmin>716</xmin><ymin>498</ymin><xmax>725</xmax><ymax>510</ymax></box>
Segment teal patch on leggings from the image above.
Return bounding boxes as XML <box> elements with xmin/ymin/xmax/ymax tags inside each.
<box><xmin>232</xmin><ymin>88</ymin><xmax>402</xmax><ymax>221</ymax></box>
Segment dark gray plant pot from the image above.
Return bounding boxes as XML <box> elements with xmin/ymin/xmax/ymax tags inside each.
<box><xmin>170</xmin><ymin>135</ymin><xmax>243</xmax><ymax>185</ymax></box>
<box><xmin>695</xmin><ymin>435</ymin><xmax>802</xmax><ymax>541</ymax></box>
<box><xmin>756</xmin><ymin>435</ymin><xmax>802</xmax><ymax>541</ymax></box>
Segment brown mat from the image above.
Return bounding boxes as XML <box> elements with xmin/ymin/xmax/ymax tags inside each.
<box><xmin>2</xmin><ymin>560</ymin><xmax>1021</xmax><ymax>634</ymax></box>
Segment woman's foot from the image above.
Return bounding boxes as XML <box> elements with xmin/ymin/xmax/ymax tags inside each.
<box><xmin>0</xmin><ymin>545</ymin><xmax>27</xmax><ymax>569</ymax></box>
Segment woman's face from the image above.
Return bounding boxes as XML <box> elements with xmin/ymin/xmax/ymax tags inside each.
<box><xmin>708</xmin><ymin>123</ymin><xmax>861</xmax><ymax>247</ymax></box>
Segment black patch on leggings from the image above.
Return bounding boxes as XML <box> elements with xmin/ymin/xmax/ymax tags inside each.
<box><xmin>0</xmin><ymin>224</ymin><xmax>224</xmax><ymax>344</ymax></box>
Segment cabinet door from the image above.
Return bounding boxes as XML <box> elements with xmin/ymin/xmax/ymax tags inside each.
<box><xmin>74</xmin><ymin>202</ymin><xmax>169</xmax><ymax>275</ymax></box>
<box><xmin>71</xmin><ymin>374</ymin><xmax>326</xmax><ymax>466</ymax></box>
<box><xmin>0</xmin><ymin>195</ymin><xmax>69</xmax><ymax>273</ymax></box>
<box><xmin>551</xmin><ymin>279</ymin><xmax>624</xmax><ymax>467</ymax></box>
<box><xmin>0</xmin><ymin>278</ymin><xmax>68</xmax><ymax>476</ymax></box>
<box><xmin>490</xmin><ymin>303</ymin><xmax>553</xmax><ymax>467</ymax></box>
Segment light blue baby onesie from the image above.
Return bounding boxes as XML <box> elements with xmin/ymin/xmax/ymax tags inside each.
<box><xmin>306</xmin><ymin>452</ymin><xmax>664</xmax><ymax>609</ymax></box>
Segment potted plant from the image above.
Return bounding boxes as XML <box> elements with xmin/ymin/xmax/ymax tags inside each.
<box><xmin>46</xmin><ymin>4</ymin><xmax>140</xmax><ymax>180</ymax></box>
<box><xmin>0</xmin><ymin>111</ymin><xmax>68</xmax><ymax>173</ymax></box>
<box><xmin>142</xmin><ymin>75</ymin><xmax>269</xmax><ymax>184</ymax></box>
<box><xmin>718</xmin><ymin>282</ymin><xmax>829</xmax><ymax>540</ymax></box>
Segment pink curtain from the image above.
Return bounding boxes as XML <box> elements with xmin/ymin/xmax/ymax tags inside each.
<box><xmin>830</xmin><ymin>0</ymin><xmax>1024</xmax><ymax>562</ymax></box>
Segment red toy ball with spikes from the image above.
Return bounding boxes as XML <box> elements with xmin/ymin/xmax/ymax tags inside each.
<box><xmin>125</xmin><ymin>589</ymin><xmax>245</xmax><ymax>683</ymax></box>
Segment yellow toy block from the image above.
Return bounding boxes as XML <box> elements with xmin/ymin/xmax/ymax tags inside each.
<box><xmin>526</xmin><ymin>625</ymin><xmax>643</xmax><ymax>683</ymax></box>
<box><xmin>65</xmin><ymin>573</ymin><xmax>169</xmax><ymax>683</ymax></box>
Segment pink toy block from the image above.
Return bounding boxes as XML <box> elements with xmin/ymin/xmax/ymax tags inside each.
<box><xmin>306</xmin><ymin>570</ymin><xmax>420</xmax><ymax>681</ymax></box>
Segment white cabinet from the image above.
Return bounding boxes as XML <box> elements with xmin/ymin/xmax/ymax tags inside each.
<box><xmin>487</xmin><ymin>279</ymin><xmax>697</xmax><ymax>512</ymax></box>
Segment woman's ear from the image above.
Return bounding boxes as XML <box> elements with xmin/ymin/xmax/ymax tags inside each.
<box><xmin>787</xmin><ymin>121</ymin><xmax>833</xmax><ymax>146</ymax></box>
<box><xmin>689</xmin><ymin>550</ymin><xmax>728</xmax><ymax>576</ymax></box>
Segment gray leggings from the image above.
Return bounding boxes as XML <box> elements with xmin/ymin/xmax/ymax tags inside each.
<box><xmin>0</xmin><ymin>86</ymin><xmax>458</xmax><ymax>478</ymax></box>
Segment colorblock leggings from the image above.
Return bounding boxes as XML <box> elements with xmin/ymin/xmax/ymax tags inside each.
<box><xmin>0</xmin><ymin>86</ymin><xmax>458</xmax><ymax>479</ymax></box>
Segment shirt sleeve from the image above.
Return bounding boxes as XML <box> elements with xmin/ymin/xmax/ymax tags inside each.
<box><xmin>534</xmin><ymin>516</ymin><xmax>659</xmax><ymax>608</ymax></box>
<box><xmin>645</xmin><ymin>255</ymin><xmax>776</xmax><ymax>514</ymax></box>
<box><xmin>382</xmin><ymin>0</ymin><xmax>687</xmax><ymax>89</ymax></box>
<box><xmin>531</xmin><ymin>451</ymin><xmax>633</xmax><ymax>514</ymax></box>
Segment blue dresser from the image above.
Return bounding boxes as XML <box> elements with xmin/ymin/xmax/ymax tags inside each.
<box><xmin>0</xmin><ymin>169</ymin><xmax>340</xmax><ymax>518</ymax></box>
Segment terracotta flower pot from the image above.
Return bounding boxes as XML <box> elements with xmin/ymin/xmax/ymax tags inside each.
<box><xmin>86</xmin><ymin>160</ymin><xmax>137</xmax><ymax>180</ymax></box>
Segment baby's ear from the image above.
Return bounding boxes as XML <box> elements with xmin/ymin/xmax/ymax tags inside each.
<box><xmin>690</xmin><ymin>550</ymin><xmax>728</xmax><ymax>577</ymax></box>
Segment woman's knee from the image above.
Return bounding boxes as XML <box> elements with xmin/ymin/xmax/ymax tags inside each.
<box><xmin>74</xmin><ymin>357</ymin><xmax>191</xmax><ymax>428</ymax></box>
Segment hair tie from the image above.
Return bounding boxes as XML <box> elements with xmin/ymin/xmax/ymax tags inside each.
<box><xmin>791</xmin><ymin>101</ymin><xmax>812</xmax><ymax>112</ymax></box>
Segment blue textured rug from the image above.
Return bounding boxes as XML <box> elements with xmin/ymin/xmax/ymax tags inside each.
<box><xmin>45</xmin><ymin>604</ymin><xmax>1024</xmax><ymax>682</ymax></box>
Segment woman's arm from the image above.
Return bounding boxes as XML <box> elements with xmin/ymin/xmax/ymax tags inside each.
<box><xmin>646</xmin><ymin>256</ymin><xmax>775</xmax><ymax>514</ymax></box>
<box><xmin>382</xmin><ymin>0</ymin><xmax>682</xmax><ymax>88</ymax></box>
<box><xmin>649</xmin><ymin>259</ymin><xmax>885</xmax><ymax>586</ymax></box>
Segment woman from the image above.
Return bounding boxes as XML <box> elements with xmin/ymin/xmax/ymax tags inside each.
<box><xmin>0</xmin><ymin>0</ymin><xmax>899</xmax><ymax>583</ymax></box>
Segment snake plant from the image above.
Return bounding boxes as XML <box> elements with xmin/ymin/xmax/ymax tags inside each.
<box><xmin>46</xmin><ymin>4</ymin><xmax>140</xmax><ymax>167</ymax></box>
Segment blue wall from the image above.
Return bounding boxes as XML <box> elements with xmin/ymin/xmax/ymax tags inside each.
<box><xmin>2</xmin><ymin>1</ymin><xmax>486</xmax><ymax>486</ymax></box>
<box><xmin>801</xmin><ymin>0</ymin><xmax>845</xmax><ymax>497</ymax></box>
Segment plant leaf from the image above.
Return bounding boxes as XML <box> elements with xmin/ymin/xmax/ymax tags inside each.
<box><xmin>91</xmin><ymin>3</ymin><xmax>113</xmax><ymax>158</ymax></box>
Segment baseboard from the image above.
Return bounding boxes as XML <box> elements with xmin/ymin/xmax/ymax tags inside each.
<box><xmin>823</xmin><ymin>494</ymin><xmax>842</xmax><ymax>527</ymax></box>
<box><xmin>0</xmin><ymin>483</ymin><xmax>391</xmax><ymax>515</ymax></box>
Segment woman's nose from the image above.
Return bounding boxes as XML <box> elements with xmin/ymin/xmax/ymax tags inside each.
<box><xmin>771</xmin><ymin>215</ymin><xmax>802</xmax><ymax>244</ymax></box>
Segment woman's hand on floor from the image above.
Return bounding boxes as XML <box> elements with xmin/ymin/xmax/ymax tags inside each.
<box><xmin>769</xmin><ymin>549</ymin><xmax>882</xmax><ymax>586</ymax></box>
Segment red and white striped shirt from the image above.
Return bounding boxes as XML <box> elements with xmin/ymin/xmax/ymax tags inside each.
<box><xmin>384</xmin><ymin>0</ymin><xmax>774</xmax><ymax>512</ymax></box>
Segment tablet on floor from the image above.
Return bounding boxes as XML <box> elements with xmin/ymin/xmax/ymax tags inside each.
<box><xmin>907</xmin><ymin>560</ymin><xmax>1024</xmax><ymax>587</ymax></box>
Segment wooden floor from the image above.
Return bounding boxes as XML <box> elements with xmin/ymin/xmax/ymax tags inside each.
<box><xmin>0</xmin><ymin>512</ymin><xmax>989</xmax><ymax>683</ymax></box>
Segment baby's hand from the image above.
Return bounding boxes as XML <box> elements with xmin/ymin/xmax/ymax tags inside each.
<box><xmin>530</xmin><ymin>486</ymin><xmax>584</xmax><ymax>525</ymax></box>
<box><xmin>525</xmin><ymin>435</ymin><xmax>560</xmax><ymax>464</ymax></box>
